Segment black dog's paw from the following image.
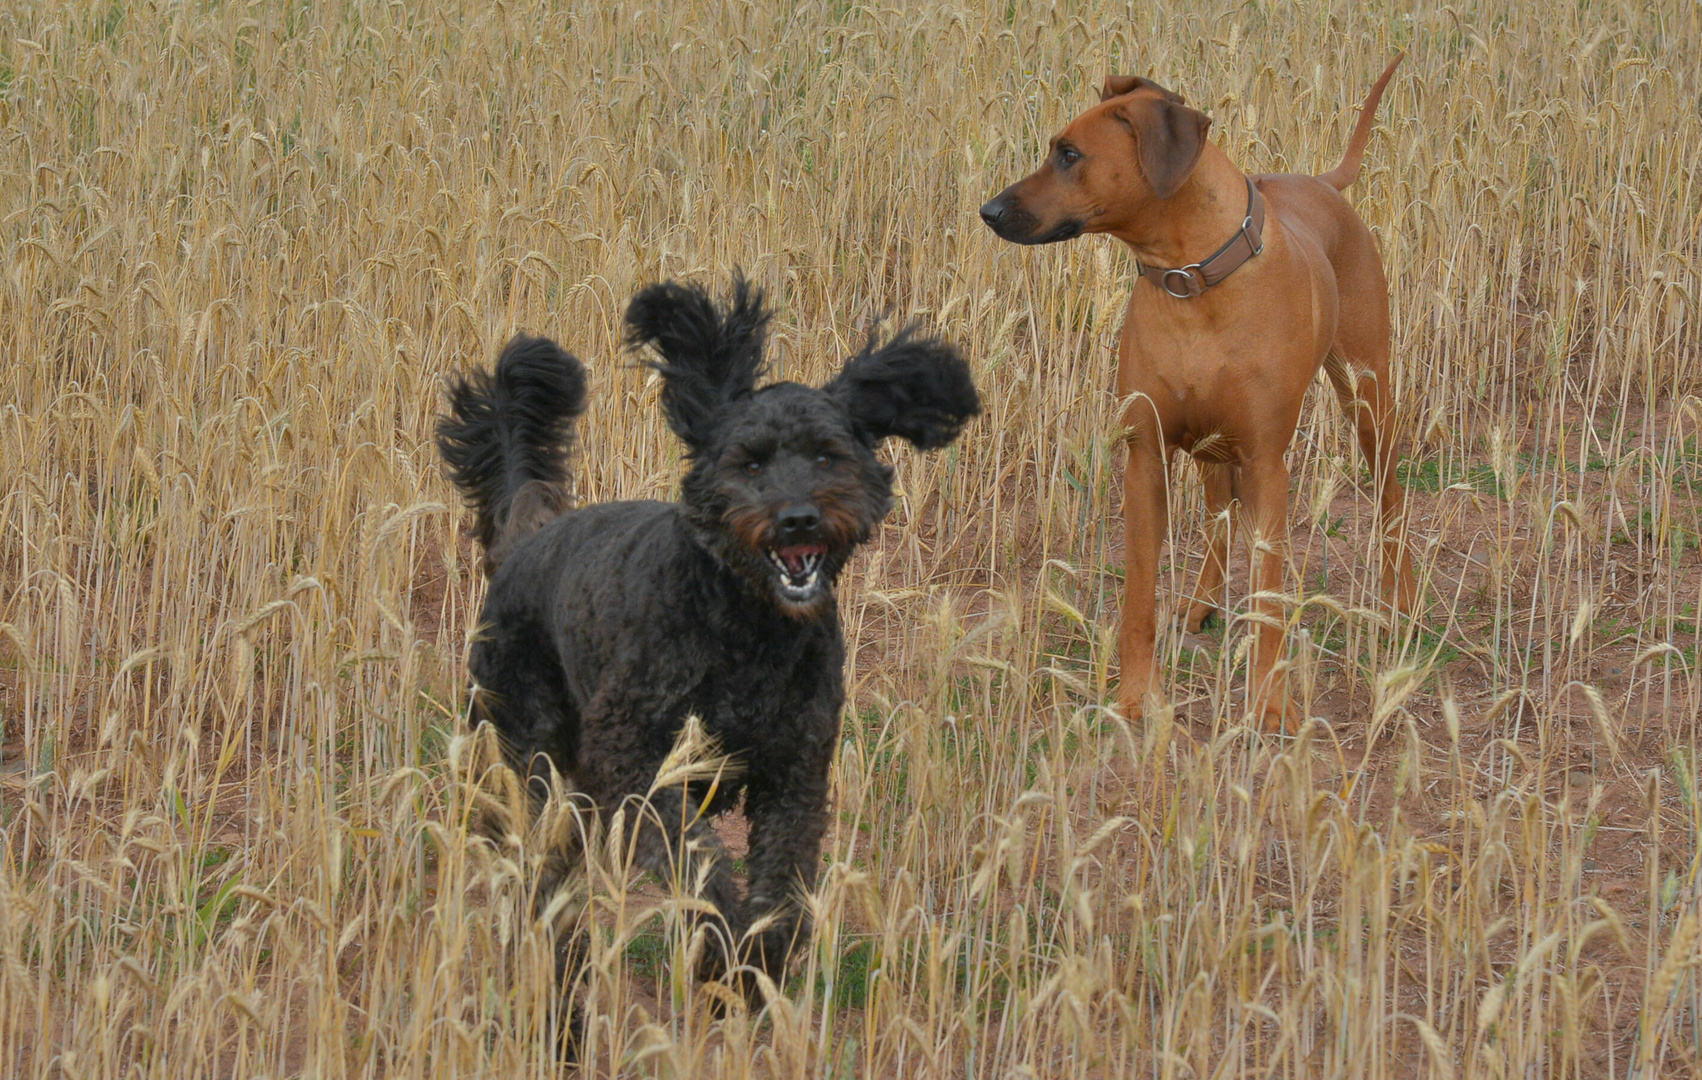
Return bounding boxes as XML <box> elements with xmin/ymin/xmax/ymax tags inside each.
<box><xmin>550</xmin><ymin>927</ymin><xmax>593</xmax><ymax>1066</ymax></box>
<box><xmin>554</xmin><ymin>1001</ymin><xmax>586</xmax><ymax>1067</ymax></box>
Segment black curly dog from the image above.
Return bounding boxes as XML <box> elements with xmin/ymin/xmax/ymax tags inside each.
<box><xmin>436</xmin><ymin>275</ymin><xmax>979</xmax><ymax>1007</ymax></box>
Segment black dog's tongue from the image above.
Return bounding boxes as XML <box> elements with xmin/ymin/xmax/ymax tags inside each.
<box><xmin>777</xmin><ymin>545</ymin><xmax>825</xmax><ymax>575</ymax></box>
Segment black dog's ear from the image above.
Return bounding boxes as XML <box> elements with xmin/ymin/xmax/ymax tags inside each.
<box><xmin>829</xmin><ymin>327</ymin><xmax>981</xmax><ymax>450</ymax></box>
<box><xmin>625</xmin><ymin>272</ymin><xmax>772</xmax><ymax>451</ymax></box>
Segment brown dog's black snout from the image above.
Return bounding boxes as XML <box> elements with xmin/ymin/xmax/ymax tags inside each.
<box><xmin>979</xmin><ymin>190</ymin><xmax>1072</xmax><ymax>245</ymax></box>
<box><xmin>776</xmin><ymin>503</ymin><xmax>822</xmax><ymax>542</ymax></box>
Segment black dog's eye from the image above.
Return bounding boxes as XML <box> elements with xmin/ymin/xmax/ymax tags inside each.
<box><xmin>745</xmin><ymin>461</ymin><xmax>762</xmax><ymax>475</ymax></box>
<box><xmin>815</xmin><ymin>454</ymin><xmax>830</xmax><ymax>468</ymax></box>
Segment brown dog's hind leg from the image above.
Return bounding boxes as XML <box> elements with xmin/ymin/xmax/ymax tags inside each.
<box><xmin>1184</xmin><ymin>462</ymin><xmax>1236</xmax><ymax>633</ymax></box>
<box><xmin>1322</xmin><ymin>346</ymin><xmax>1418</xmax><ymax>615</ymax></box>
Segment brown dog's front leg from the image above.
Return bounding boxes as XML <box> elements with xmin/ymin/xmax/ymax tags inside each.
<box><xmin>1117</xmin><ymin>438</ymin><xmax>1169</xmax><ymax>720</ymax></box>
<box><xmin>1239</xmin><ymin>454</ymin><xmax>1295</xmax><ymax>732</ymax></box>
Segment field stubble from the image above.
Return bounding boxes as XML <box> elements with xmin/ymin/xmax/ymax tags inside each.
<box><xmin>1</xmin><ymin>0</ymin><xmax>1699</xmax><ymax>1076</ymax></box>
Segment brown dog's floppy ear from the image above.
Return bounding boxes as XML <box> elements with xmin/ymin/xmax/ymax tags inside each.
<box><xmin>1112</xmin><ymin>96</ymin><xmax>1212</xmax><ymax>200</ymax></box>
<box><xmin>1099</xmin><ymin>75</ymin><xmax>1185</xmax><ymax>103</ymax></box>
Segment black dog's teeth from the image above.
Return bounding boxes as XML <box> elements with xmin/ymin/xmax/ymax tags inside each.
<box><xmin>767</xmin><ymin>550</ymin><xmax>823</xmax><ymax>595</ymax></box>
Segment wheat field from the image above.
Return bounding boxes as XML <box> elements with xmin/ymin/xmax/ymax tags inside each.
<box><xmin>2</xmin><ymin>0</ymin><xmax>1699</xmax><ymax>1076</ymax></box>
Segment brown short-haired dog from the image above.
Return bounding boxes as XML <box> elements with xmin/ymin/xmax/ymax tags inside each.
<box><xmin>981</xmin><ymin>57</ymin><xmax>1416</xmax><ymax>731</ymax></box>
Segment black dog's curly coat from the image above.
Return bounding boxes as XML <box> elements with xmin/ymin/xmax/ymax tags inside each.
<box><xmin>437</xmin><ymin>276</ymin><xmax>979</xmax><ymax>997</ymax></box>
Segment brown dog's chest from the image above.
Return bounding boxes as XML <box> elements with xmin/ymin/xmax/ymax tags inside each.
<box><xmin>1114</xmin><ymin>236</ymin><xmax>1334</xmax><ymax>458</ymax></box>
<box><xmin>1116</xmin><ymin>335</ymin><xmax>1318</xmax><ymax>462</ymax></box>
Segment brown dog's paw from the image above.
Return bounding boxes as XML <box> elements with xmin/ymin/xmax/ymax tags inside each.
<box><xmin>1251</xmin><ymin>691</ymin><xmax>1303</xmax><ymax>734</ymax></box>
<box><xmin>1116</xmin><ymin>686</ymin><xmax>1179</xmax><ymax>726</ymax></box>
<box><xmin>1381</xmin><ymin>551</ymin><xmax>1421</xmax><ymax>617</ymax></box>
<box><xmin>1182</xmin><ymin>605</ymin><xmax>1222</xmax><ymax>635</ymax></box>
<box><xmin>1392</xmin><ymin>577</ymin><xmax>1422</xmax><ymax>619</ymax></box>
<box><xmin>1113</xmin><ymin>683</ymin><xmax>1146</xmax><ymax>720</ymax></box>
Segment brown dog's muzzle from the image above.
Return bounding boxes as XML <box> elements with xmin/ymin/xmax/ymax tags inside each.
<box><xmin>979</xmin><ymin>185</ymin><xmax>1083</xmax><ymax>246</ymax></box>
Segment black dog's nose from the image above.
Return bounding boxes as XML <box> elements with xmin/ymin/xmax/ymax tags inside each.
<box><xmin>776</xmin><ymin>503</ymin><xmax>821</xmax><ymax>537</ymax></box>
<box><xmin>979</xmin><ymin>199</ymin><xmax>1006</xmax><ymax>227</ymax></box>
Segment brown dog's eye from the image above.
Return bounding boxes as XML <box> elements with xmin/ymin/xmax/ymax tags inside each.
<box><xmin>1059</xmin><ymin>147</ymin><xmax>1081</xmax><ymax>166</ymax></box>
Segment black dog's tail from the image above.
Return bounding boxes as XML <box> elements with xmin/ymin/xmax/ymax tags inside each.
<box><xmin>437</xmin><ymin>334</ymin><xmax>588</xmax><ymax>575</ymax></box>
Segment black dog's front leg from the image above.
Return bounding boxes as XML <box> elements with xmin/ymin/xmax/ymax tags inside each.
<box><xmin>547</xmin><ymin>757</ymin><xmax>742</xmax><ymax>1060</ymax></box>
<box><xmin>738</xmin><ymin>708</ymin><xmax>837</xmax><ymax>990</ymax></box>
<box><xmin>577</xmin><ymin>697</ymin><xmax>748</xmax><ymax>972</ymax></box>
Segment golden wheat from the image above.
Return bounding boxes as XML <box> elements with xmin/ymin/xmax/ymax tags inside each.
<box><xmin>2</xmin><ymin>0</ymin><xmax>1699</xmax><ymax>1076</ymax></box>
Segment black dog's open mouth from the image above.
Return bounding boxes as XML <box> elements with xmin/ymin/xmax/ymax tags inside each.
<box><xmin>767</xmin><ymin>544</ymin><xmax>827</xmax><ymax>600</ymax></box>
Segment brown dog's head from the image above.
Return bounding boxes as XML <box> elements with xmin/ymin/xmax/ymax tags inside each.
<box><xmin>980</xmin><ymin>76</ymin><xmax>1212</xmax><ymax>245</ymax></box>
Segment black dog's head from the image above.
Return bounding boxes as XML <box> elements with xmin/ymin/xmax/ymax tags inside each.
<box><xmin>626</xmin><ymin>275</ymin><xmax>980</xmax><ymax>618</ymax></box>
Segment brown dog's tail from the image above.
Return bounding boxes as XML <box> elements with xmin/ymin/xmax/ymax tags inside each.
<box><xmin>1318</xmin><ymin>53</ymin><xmax>1403</xmax><ymax>191</ymax></box>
